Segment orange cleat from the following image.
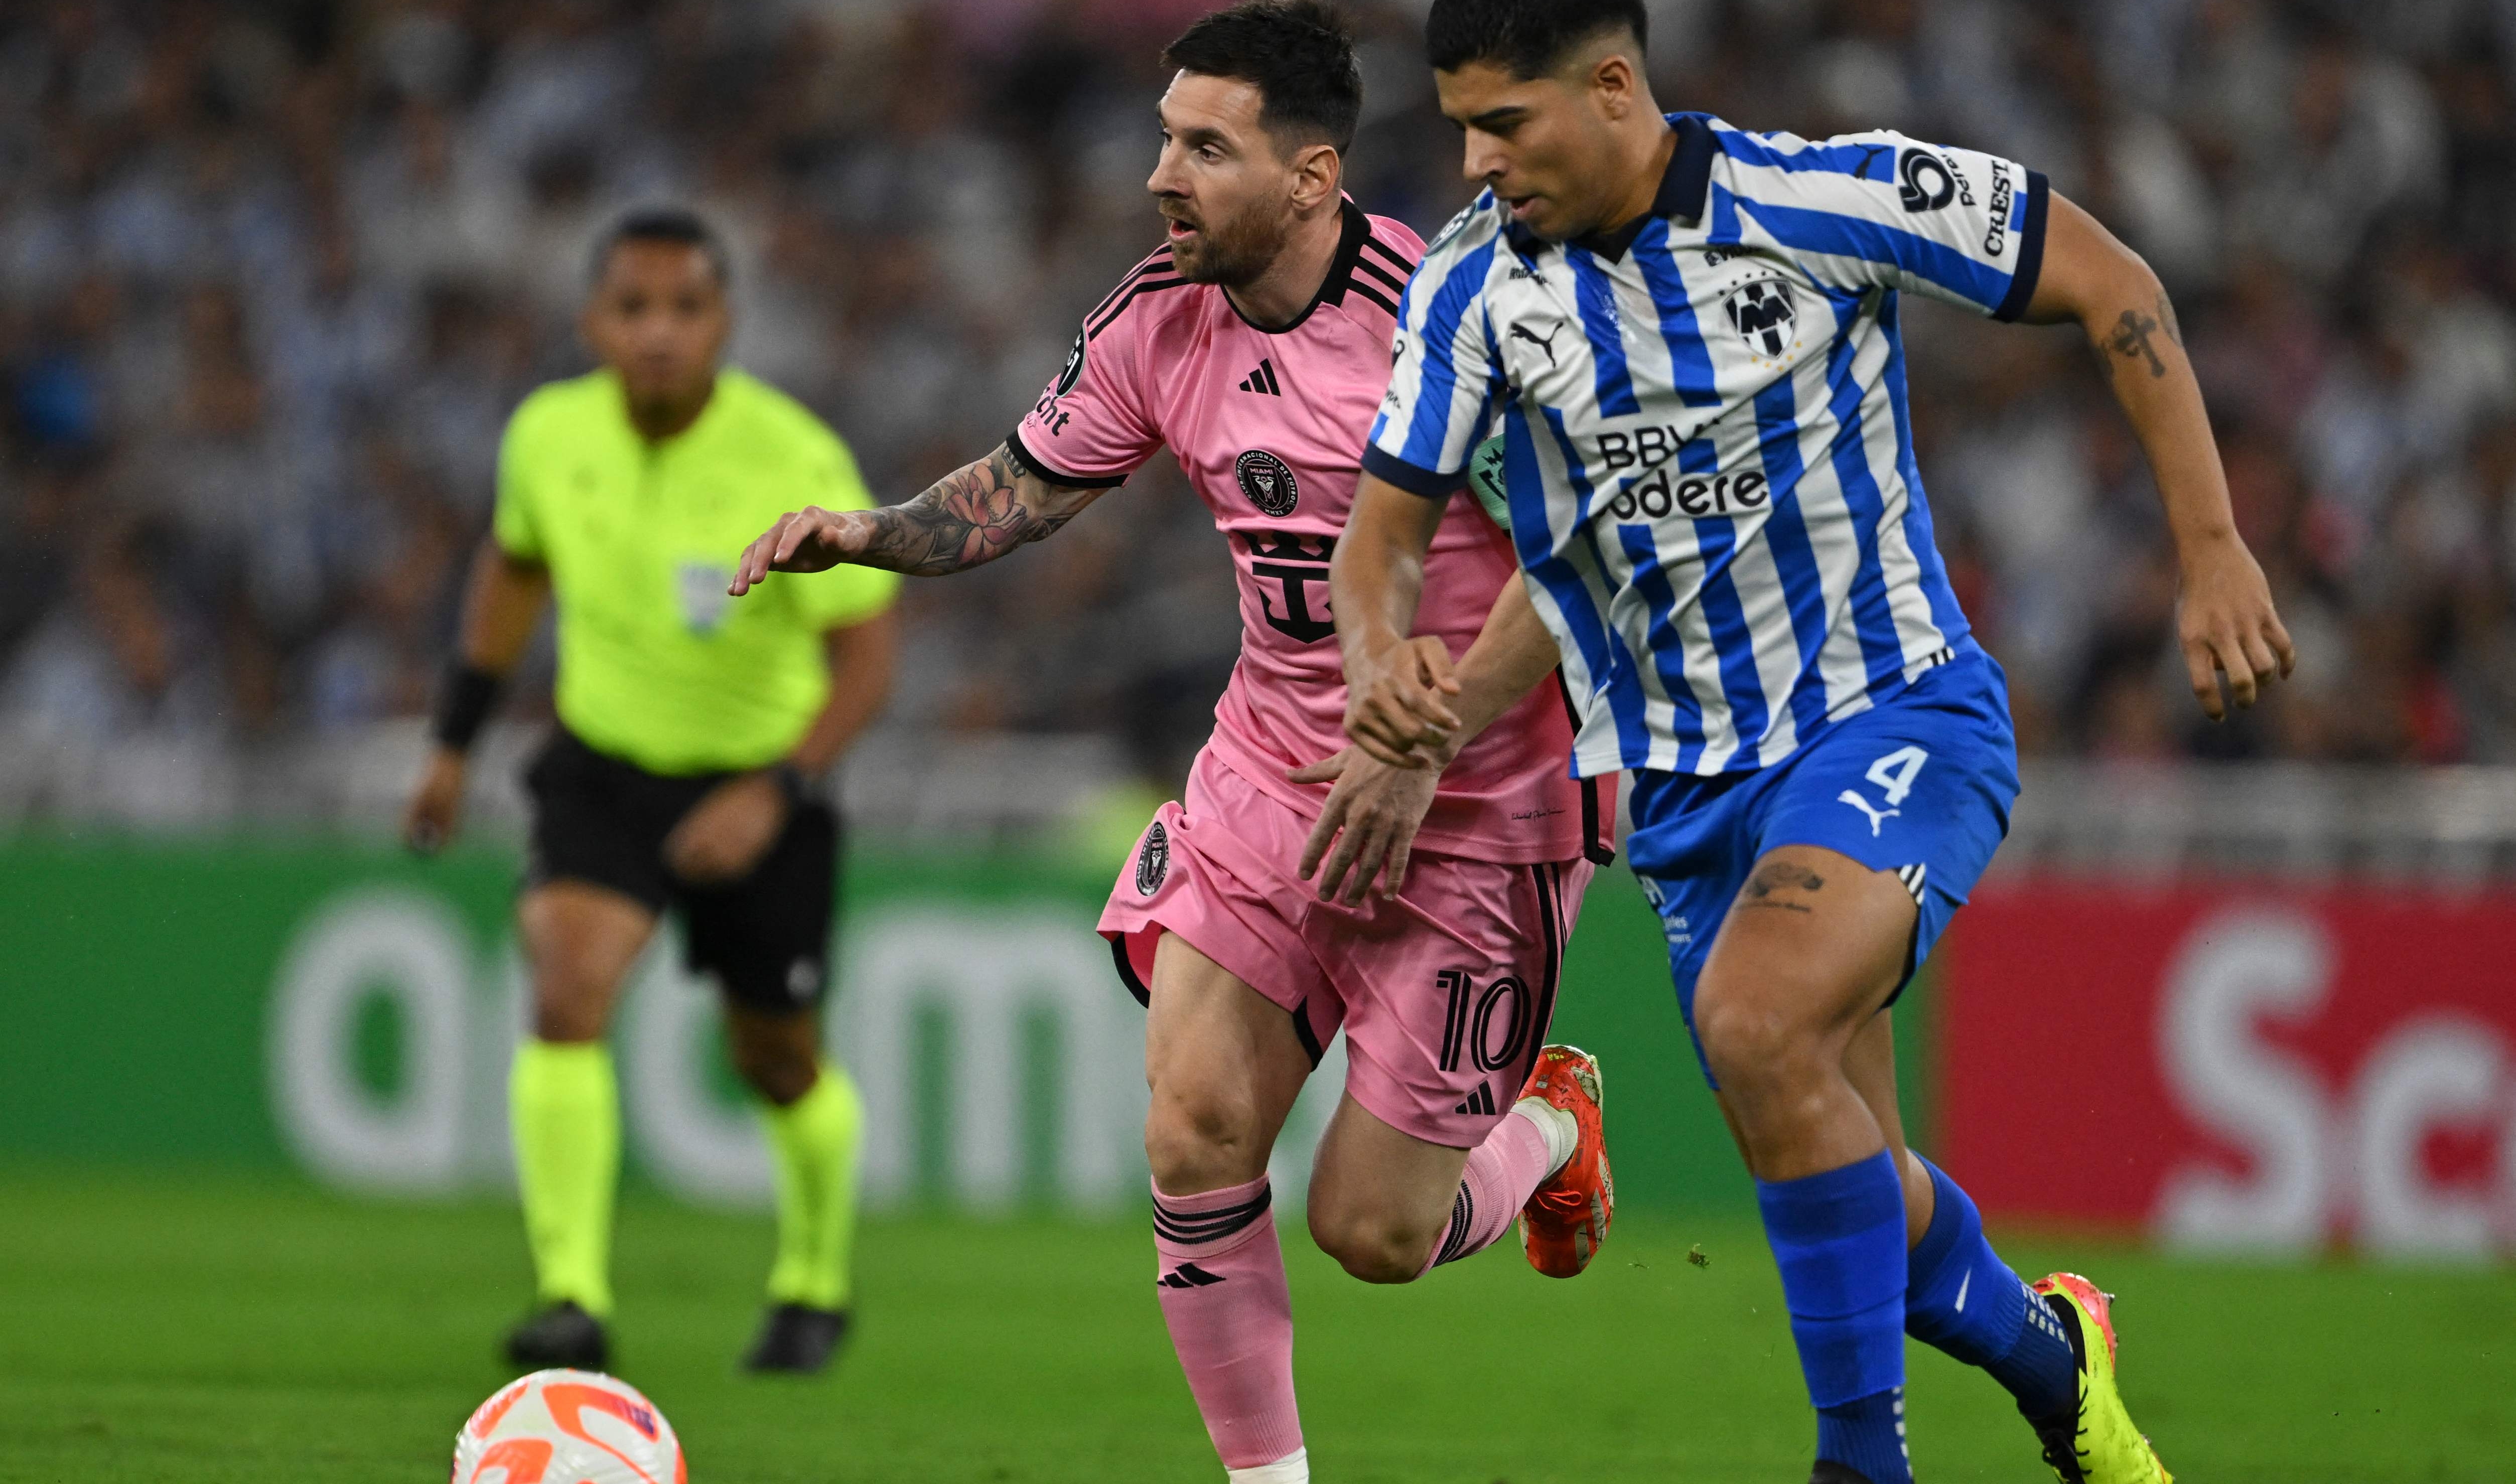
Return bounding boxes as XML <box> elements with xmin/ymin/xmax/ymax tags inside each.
<box><xmin>1515</xmin><ymin>1044</ymin><xmax>1612</xmax><ymax>1278</ymax></box>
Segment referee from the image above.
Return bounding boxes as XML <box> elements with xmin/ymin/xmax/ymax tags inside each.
<box><xmin>402</xmin><ymin>207</ymin><xmax>898</xmax><ymax>1375</ymax></box>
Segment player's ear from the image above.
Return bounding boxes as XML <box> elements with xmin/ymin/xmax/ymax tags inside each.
<box><xmin>1588</xmin><ymin>48</ymin><xmax>1639</xmax><ymax>121</ymax></box>
<box><xmin>1288</xmin><ymin>141</ymin><xmax>1340</xmax><ymax>212</ymax></box>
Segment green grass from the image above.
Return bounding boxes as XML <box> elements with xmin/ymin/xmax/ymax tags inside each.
<box><xmin>0</xmin><ymin>1169</ymin><xmax>2504</xmax><ymax>1482</ymax></box>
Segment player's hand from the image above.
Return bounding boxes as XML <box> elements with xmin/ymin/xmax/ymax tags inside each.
<box><xmin>663</xmin><ymin>772</ymin><xmax>789</xmax><ymax>885</ymax></box>
<box><xmin>402</xmin><ymin>747</ymin><xmax>467</xmax><ymax>856</ymax></box>
<box><xmin>1292</xmin><ymin>748</ymin><xmax>1441</xmax><ymax>907</ymax></box>
<box><xmin>2176</xmin><ymin>530</ymin><xmax>2295</xmax><ymax>720</ymax></box>
<box><xmin>1343</xmin><ymin>636</ymin><xmax>1463</xmax><ymax>769</ymax></box>
<box><xmin>729</xmin><ymin>507</ymin><xmax>872</xmax><ymax>595</ymax></box>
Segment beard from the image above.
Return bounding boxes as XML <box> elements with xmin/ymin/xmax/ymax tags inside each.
<box><xmin>1165</xmin><ymin>193</ymin><xmax>1287</xmax><ymax>289</ymax></box>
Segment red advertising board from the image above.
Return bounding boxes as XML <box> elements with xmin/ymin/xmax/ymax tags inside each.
<box><xmin>1940</xmin><ymin>880</ymin><xmax>2516</xmax><ymax>1254</ymax></box>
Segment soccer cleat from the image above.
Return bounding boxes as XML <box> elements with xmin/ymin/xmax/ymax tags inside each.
<box><xmin>1515</xmin><ymin>1044</ymin><xmax>1612</xmax><ymax>1278</ymax></box>
<box><xmin>2028</xmin><ymin>1273</ymin><xmax>2173</xmax><ymax>1484</ymax></box>
<box><xmin>742</xmin><ymin>1303</ymin><xmax>851</xmax><ymax>1374</ymax></box>
<box><xmin>1807</xmin><ymin>1464</ymin><xmax>1874</xmax><ymax>1484</ymax></box>
<box><xmin>502</xmin><ymin>1300</ymin><xmax>608</xmax><ymax>1372</ymax></box>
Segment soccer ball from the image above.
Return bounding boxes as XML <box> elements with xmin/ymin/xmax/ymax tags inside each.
<box><xmin>451</xmin><ymin>1369</ymin><xmax>686</xmax><ymax>1484</ymax></box>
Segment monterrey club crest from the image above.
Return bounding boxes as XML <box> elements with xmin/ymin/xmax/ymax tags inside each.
<box><xmin>1136</xmin><ymin>820</ymin><xmax>1171</xmax><ymax>896</ymax></box>
<box><xmin>1724</xmin><ymin>278</ymin><xmax>1798</xmax><ymax>361</ymax></box>
<box><xmin>1053</xmin><ymin>329</ymin><xmax>1086</xmax><ymax>397</ymax></box>
<box><xmin>1234</xmin><ymin>450</ymin><xmax>1300</xmax><ymax>517</ymax></box>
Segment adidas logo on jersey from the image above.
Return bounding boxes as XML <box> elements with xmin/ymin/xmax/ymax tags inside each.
<box><xmin>1452</xmin><ymin>1084</ymin><xmax>1497</xmax><ymax>1117</ymax></box>
<box><xmin>1237</xmin><ymin>359</ymin><xmax>1283</xmax><ymax>395</ymax></box>
<box><xmin>1157</xmin><ymin>1263</ymin><xmax>1225</xmax><ymax>1289</ymax></box>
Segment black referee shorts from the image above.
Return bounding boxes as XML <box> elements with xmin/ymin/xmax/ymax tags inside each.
<box><xmin>521</xmin><ymin>728</ymin><xmax>840</xmax><ymax>1013</ymax></box>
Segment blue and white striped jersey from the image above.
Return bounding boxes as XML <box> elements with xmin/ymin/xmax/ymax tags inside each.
<box><xmin>1364</xmin><ymin>113</ymin><xmax>2049</xmax><ymax>778</ymax></box>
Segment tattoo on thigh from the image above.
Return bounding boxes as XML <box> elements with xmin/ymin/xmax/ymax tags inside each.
<box><xmin>1740</xmin><ymin>861</ymin><xmax>1824</xmax><ymax>914</ymax></box>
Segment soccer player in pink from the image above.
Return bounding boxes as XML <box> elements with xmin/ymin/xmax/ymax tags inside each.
<box><xmin>730</xmin><ymin>5</ymin><xmax>1612</xmax><ymax>1479</ymax></box>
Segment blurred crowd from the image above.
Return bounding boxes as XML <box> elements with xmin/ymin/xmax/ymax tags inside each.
<box><xmin>4</xmin><ymin>0</ymin><xmax>2515</xmax><ymax>783</ymax></box>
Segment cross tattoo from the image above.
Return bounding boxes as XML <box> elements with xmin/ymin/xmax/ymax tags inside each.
<box><xmin>2108</xmin><ymin>308</ymin><xmax>2168</xmax><ymax>378</ymax></box>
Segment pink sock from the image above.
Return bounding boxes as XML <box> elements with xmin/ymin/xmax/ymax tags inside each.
<box><xmin>1419</xmin><ymin>1106</ymin><xmax>1557</xmax><ymax>1275</ymax></box>
<box><xmin>1152</xmin><ymin>1175</ymin><xmax>1303</xmax><ymax>1471</ymax></box>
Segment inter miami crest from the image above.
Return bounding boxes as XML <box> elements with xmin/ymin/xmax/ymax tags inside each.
<box><xmin>1724</xmin><ymin>279</ymin><xmax>1798</xmax><ymax>361</ymax></box>
<box><xmin>1136</xmin><ymin>820</ymin><xmax>1170</xmax><ymax>896</ymax></box>
<box><xmin>1053</xmin><ymin>329</ymin><xmax>1086</xmax><ymax>397</ymax></box>
<box><xmin>1234</xmin><ymin>450</ymin><xmax>1300</xmax><ymax>517</ymax></box>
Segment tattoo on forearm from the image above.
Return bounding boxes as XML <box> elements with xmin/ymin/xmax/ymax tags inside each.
<box><xmin>851</xmin><ymin>442</ymin><xmax>1071</xmax><ymax>575</ymax></box>
<box><xmin>2154</xmin><ymin>290</ymin><xmax>2182</xmax><ymax>350</ymax></box>
<box><xmin>2103</xmin><ymin>301</ymin><xmax>2173</xmax><ymax>380</ymax></box>
<box><xmin>1740</xmin><ymin>861</ymin><xmax>1824</xmax><ymax>914</ymax></box>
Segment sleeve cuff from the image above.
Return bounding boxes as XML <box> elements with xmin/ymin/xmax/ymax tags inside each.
<box><xmin>1990</xmin><ymin>170</ymin><xmax>2050</xmax><ymax>323</ymax></box>
<box><xmin>1360</xmin><ymin>444</ymin><xmax>1464</xmax><ymax>499</ymax></box>
<box><xmin>1007</xmin><ymin>426</ymin><xmax>1131</xmax><ymax>489</ymax></box>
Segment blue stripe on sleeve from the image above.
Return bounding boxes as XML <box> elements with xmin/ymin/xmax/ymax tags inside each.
<box><xmin>1737</xmin><ymin>196</ymin><xmax>2010</xmax><ymax>311</ymax></box>
<box><xmin>1746</xmin><ymin>379</ymin><xmax>1836</xmax><ymax>743</ymax></box>
<box><xmin>1565</xmin><ymin>249</ymin><xmax>1643</xmax><ymax>418</ymax></box>
<box><xmin>1712</xmin><ymin>130</ymin><xmax>1899</xmax><ymax>181</ymax></box>
<box><xmin>1991</xmin><ymin>171</ymin><xmax>2049</xmax><ymax>322</ymax></box>
<box><xmin>1360</xmin><ymin>444</ymin><xmax>1465</xmax><ymax>499</ymax></box>
<box><xmin>1630</xmin><ymin>221</ymin><xmax>1721</xmax><ymax>409</ymax></box>
<box><xmin>1395</xmin><ymin>235</ymin><xmax>1502</xmax><ymax>474</ymax></box>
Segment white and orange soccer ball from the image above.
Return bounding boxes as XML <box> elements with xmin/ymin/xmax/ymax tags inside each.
<box><xmin>451</xmin><ymin>1369</ymin><xmax>686</xmax><ymax>1484</ymax></box>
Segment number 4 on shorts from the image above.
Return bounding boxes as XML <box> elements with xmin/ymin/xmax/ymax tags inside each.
<box><xmin>1866</xmin><ymin>746</ymin><xmax>1928</xmax><ymax>805</ymax></box>
<box><xmin>1838</xmin><ymin>746</ymin><xmax>1928</xmax><ymax>837</ymax></box>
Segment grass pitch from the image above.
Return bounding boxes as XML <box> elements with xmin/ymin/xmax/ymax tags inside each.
<box><xmin>0</xmin><ymin>1168</ymin><xmax>2503</xmax><ymax>1482</ymax></box>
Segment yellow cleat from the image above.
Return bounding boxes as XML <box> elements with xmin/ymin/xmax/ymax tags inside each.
<box><xmin>2029</xmin><ymin>1273</ymin><xmax>2173</xmax><ymax>1484</ymax></box>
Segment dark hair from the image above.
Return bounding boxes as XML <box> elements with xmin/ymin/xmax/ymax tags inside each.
<box><xmin>1162</xmin><ymin>0</ymin><xmax>1363</xmax><ymax>157</ymax></box>
<box><xmin>588</xmin><ymin>205</ymin><xmax>730</xmax><ymax>288</ymax></box>
<box><xmin>1425</xmin><ymin>0</ymin><xmax>1648</xmax><ymax>78</ymax></box>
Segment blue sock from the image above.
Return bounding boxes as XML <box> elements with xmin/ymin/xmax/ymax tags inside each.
<box><xmin>1757</xmin><ymin>1149</ymin><xmax>1910</xmax><ymax>1484</ymax></box>
<box><xmin>1903</xmin><ymin>1154</ymin><xmax>2077</xmax><ymax>1420</ymax></box>
<box><xmin>1816</xmin><ymin>1389</ymin><xmax>1908</xmax><ymax>1484</ymax></box>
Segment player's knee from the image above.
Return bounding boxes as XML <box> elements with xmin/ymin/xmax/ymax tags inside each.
<box><xmin>1692</xmin><ymin>981</ymin><xmax>1825</xmax><ymax>1094</ymax></box>
<box><xmin>729</xmin><ymin>1038</ymin><xmax>816</xmax><ymax>1106</ymax></box>
<box><xmin>529</xmin><ymin>980</ymin><xmax>610</xmax><ymax>1043</ymax></box>
<box><xmin>1143</xmin><ymin>1085</ymin><xmax>1264</xmax><ymax>1190</ymax></box>
<box><xmin>1308</xmin><ymin>1206</ymin><xmax>1433</xmax><ymax>1285</ymax></box>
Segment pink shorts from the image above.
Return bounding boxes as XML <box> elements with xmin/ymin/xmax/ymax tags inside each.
<box><xmin>1100</xmin><ymin>750</ymin><xmax>1594</xmax><ymax>1148</ymax></box>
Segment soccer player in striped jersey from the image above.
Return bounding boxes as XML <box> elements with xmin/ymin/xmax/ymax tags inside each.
<box><xmin>731</xmin><ymin>7</ymin><xmax>1613</xmax><ymax>1480</ymax></box>
<box><xmin>1333</xmin><ymin>4</ymin><xmax>2294</xmax><ymax>1482</ymax></box>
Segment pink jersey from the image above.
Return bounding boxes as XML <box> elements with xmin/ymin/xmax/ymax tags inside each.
<box><xmin>1013</xmin><ymin>204</ymin><xmax>1601</xmax><ymax>865</ymax></box>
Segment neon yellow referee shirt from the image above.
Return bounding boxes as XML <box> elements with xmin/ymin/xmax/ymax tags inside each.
<box><xmin>493</xmin><ymin>366</ymin><xmax>899</xmax><ymax>776</ymax></box>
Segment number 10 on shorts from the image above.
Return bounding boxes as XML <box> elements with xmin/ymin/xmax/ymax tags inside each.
<box><xmin>1437</xmin><ymin>969</ymin><xmax>1533</xmax><ymax>1074</ymax></box>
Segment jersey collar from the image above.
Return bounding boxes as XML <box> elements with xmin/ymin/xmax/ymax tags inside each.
<box><xmin>1228</xmin><ymin>199</ymin><xmax>1370</xmax><ymax>335</ymax></box>
<box><xmin>1505</xmin><ymin>112</ymin><xmax>1716</xmax><ymax>263</ymax></box>
<box><xmin>606</xmin><ymin>365</ymin><xmax>733</xmax><ymax>451</ymax></box>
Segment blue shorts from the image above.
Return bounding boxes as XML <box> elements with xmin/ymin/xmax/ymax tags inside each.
<box><xmin>1625</xmin><ymin>653</ymin><xmax>2019</xmax><ymax>1087</ymax></box>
